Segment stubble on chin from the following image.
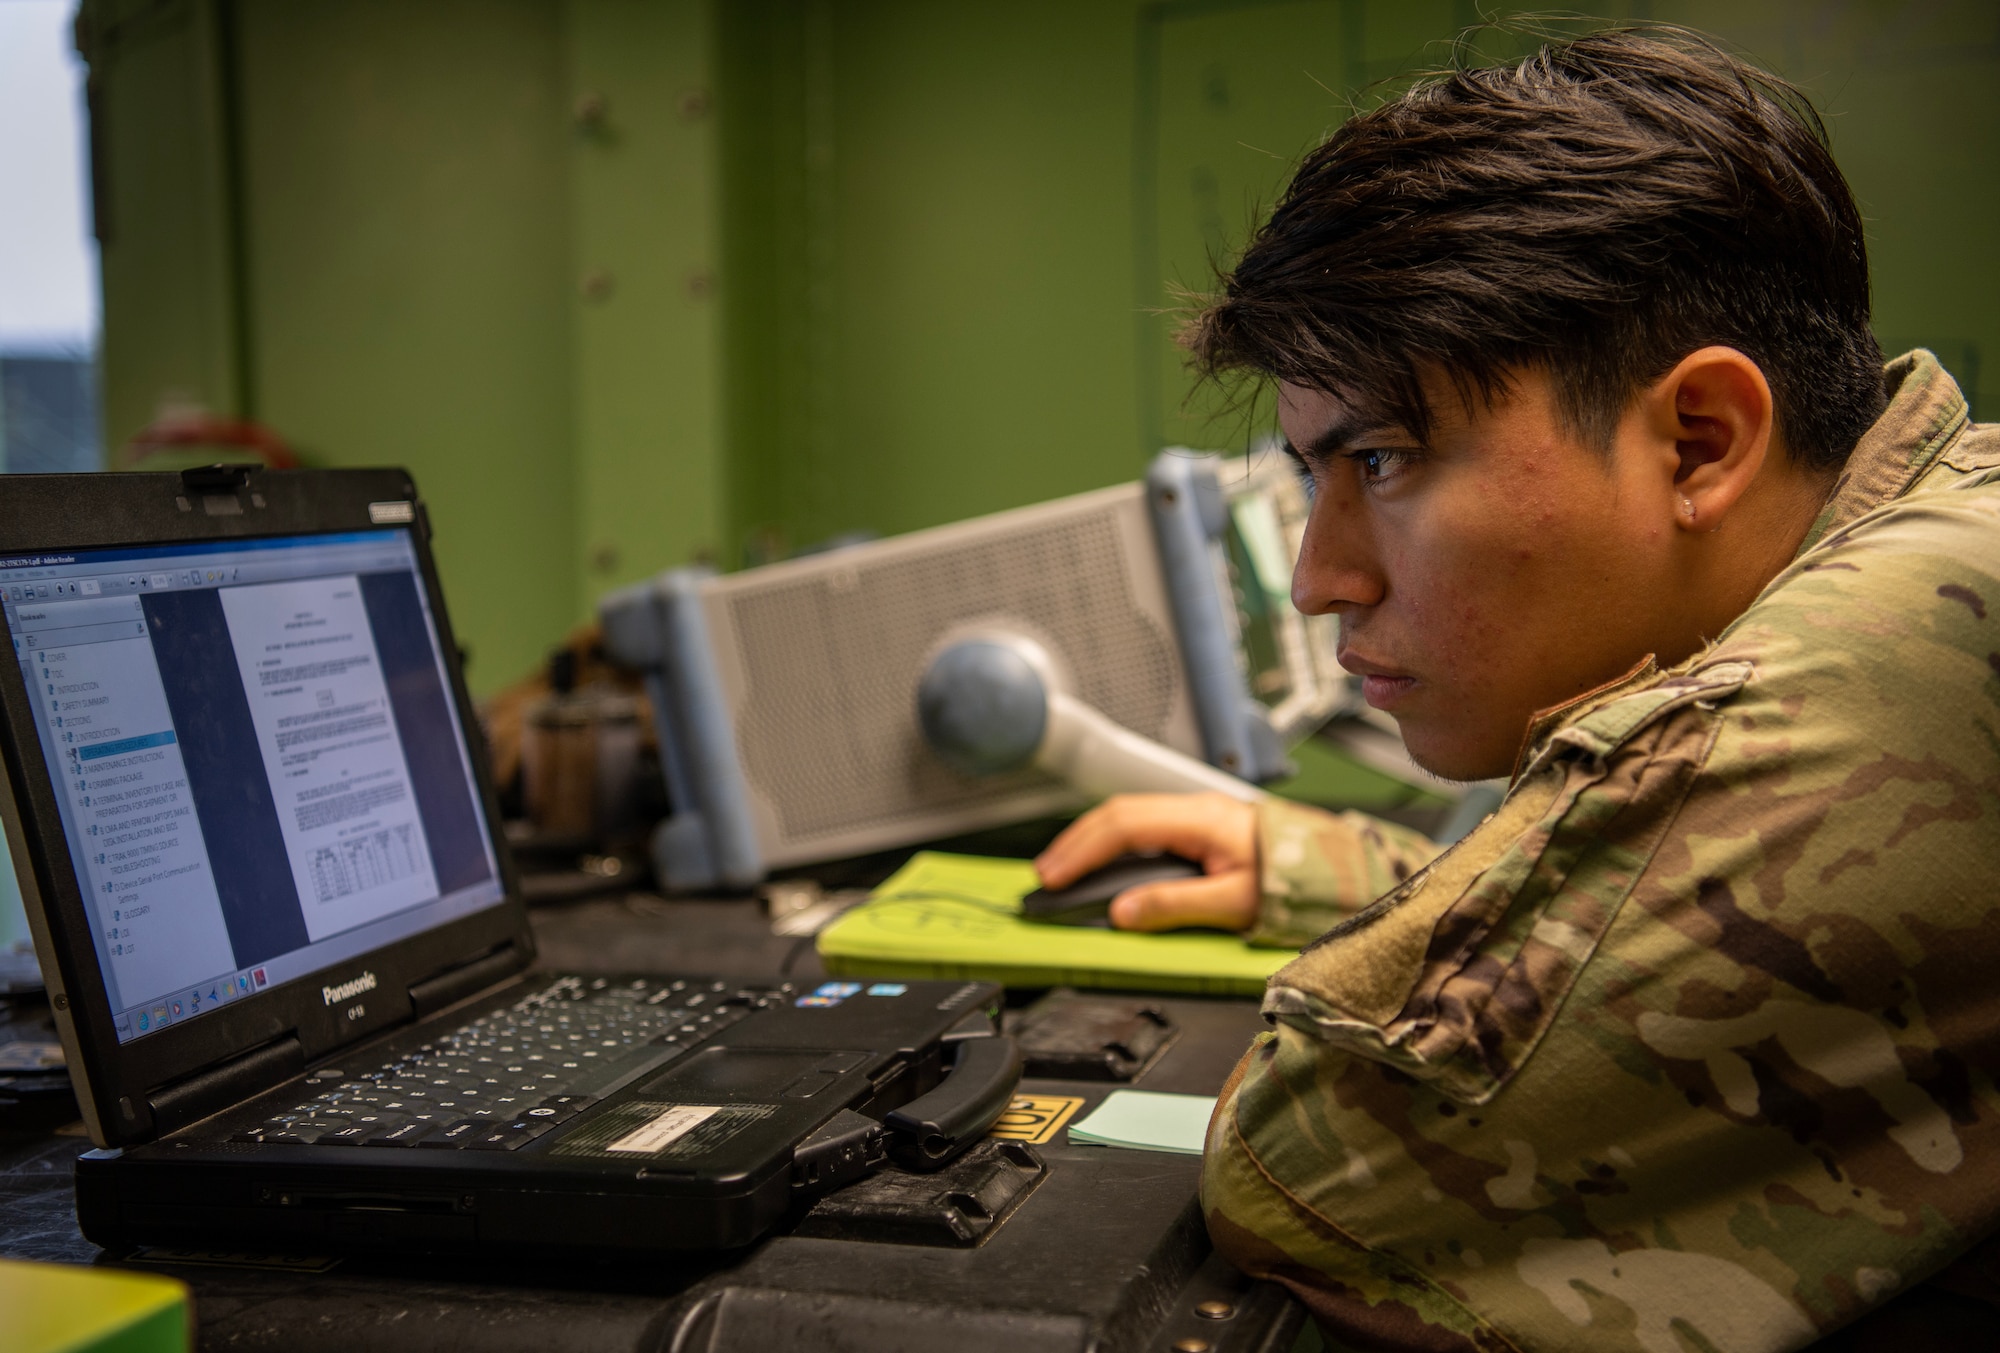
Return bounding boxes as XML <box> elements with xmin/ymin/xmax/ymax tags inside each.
<box><xmin>1396</xmin><ymin>720</ymin><xmax>1513</xmax><ymax>786</ymax></box>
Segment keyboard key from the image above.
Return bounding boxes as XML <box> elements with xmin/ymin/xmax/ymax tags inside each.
<box><xmin>463</xmin><ymin>1119</ymin><xmax>555</xmax><ymax>1151</ymax></box>
<box><xmin>364</xmin><ymin>1120</ymin><xmax>436</xmax><ymax>1147</ymax></box>
<box><xmin>523</xmin><ymin>1096</ymin><xmax>594</xmax><ymax>1125</ymax></box>
<box><xmin>316</xmin><ymin>1124</ymin><xmax>378</xmax><ymax>1146</ymax></box>
<box><xmin>263</xmin><ymin>1119</ymin><xmax>344</xmax><ymax>1145</ymax></box>
<box><xmin>416</xmin><ymin>1119</ymin><xmax>484</xmax><ymax>1148</ymax></box>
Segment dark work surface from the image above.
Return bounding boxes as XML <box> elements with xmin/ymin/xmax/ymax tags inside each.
<box><xmin>0</xmin><ymin>891</ymin><xmax>1301</xmax><ymax>1353</ymax></box>
<box><xmin>11</xmin><ymin>888</ymin><xmax>2000</xmax><ymax>1350</ymax></box>
<box><xmin>10</xmin><ymin>893</ymin><xmax>1998</xmax><ymax>1348</ymax></box>
<box><xmin>532</xmin><ymin>894</ymin><xmax>837</xmax><ymax>989</ymax></box>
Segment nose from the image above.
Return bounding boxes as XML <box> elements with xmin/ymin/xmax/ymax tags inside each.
<box><xmin>1291</xmin><ymin>493</ymin><xmax>1384</xmax><ymax>616</ymax></box>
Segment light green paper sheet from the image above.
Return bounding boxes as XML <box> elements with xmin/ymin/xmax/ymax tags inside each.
<box><xmin>1067</xmin><ymin>1090</ymin><xmax>1218</xmax><ymax>1155</ymax></box>
<box><xmin>815</xmin><ymin>852</ymin><xmax>1291</xmax><ymax>996</ymax></box>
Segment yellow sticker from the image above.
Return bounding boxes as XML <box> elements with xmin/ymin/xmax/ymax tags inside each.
<box><xmin>987</xmin><ymin>1093</ymin><xmax>1086</xmax><ymax>1144</ymax></box>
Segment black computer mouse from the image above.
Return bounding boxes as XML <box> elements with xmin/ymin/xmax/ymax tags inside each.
<box><xmin>1018</xmin><ymin>853</ymin><xmax>1206</xmax><ymax>927</ymax></box>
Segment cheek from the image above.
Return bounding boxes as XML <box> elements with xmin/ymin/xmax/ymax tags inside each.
<box><xmin>1393</xmin><ymin>525</ymin><xmax>1541</xmax><ymax>664</ymax></box>
<box><xmin>1434</xmin><ymin>596</ymin><xmax>1507</xmax><ymax>692</ymax></box>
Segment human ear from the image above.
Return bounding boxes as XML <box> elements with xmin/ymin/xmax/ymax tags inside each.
<box><xmin>1644</xmin><ymin>347</ymin><xmax>1776</xmax><ymax>532</ymax></box>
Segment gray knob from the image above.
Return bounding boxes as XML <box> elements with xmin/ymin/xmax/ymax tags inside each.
<box><xmin>917</xmin><ymin>640</ymin><xmax>1049</xmax><ymax>776</ymax></box>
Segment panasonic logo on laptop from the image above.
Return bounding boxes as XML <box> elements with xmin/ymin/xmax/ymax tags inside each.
<box><xmin>323</xmin><ymin>972</ymin><xmax>378</xmax><ymax>1006</ymax></box>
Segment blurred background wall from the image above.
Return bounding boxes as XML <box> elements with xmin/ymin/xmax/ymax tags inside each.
<box><xmin>65</xmin><ymin>0</ymin><xmax>2000</xmax><ymax>693</ymax></box>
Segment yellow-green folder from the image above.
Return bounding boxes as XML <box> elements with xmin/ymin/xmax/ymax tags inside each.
<box><xmin>816</xmin><ymin>852</ymin><xmax>1290</xmax><ymax>996</ymax></box>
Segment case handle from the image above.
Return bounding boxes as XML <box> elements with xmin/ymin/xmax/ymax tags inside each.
<box><xmin>884</xmin><ymin>1034</ymin><xmax>1022</xmax><ymax>1171</ymax></box>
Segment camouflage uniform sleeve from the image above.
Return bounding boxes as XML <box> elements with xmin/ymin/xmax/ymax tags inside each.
<box><xmin>1204</xmin><ymin>459</ymin><xmax>2000</xmax><ymax>1352</ymax></box>
<box><xmin>1248</xmin><ymin>798</ymin><xmax>1442</xmax><ymax>949</ymax></box>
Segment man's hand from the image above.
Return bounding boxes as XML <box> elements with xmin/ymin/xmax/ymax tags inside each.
<box><xmin>1033</xmin><ymin>793</ymin><xmax>1259</xmax><ymax>933</ymax></box>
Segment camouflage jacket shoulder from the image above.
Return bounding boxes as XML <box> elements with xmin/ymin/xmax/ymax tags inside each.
<box><xmin>1212</xmin><ymin>352</ymin><xmax>2000</xmax><ymax>1351</ymax></box>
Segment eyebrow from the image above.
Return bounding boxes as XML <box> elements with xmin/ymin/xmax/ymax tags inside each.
<box><xmin>1280</xmin><ymin>413</ymin><xmax>1398</xmax><ymax>465</ymax></box>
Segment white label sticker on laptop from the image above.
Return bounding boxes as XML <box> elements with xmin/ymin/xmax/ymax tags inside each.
<box><xmin>605</xmin><ymin>1104</ymin><xmax>720</xmax><ymax>1154</ymax></box>
<box><xmin>551</xmin><ymin>1100</ymin><xmax>776</xmax><ymax>1160</ymax></box>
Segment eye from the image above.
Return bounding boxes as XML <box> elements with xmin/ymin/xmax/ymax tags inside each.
<box><xmin>1342</xmin><ymin>446</ymin><xmax>1416</xmax><ymax>484</ymax></box>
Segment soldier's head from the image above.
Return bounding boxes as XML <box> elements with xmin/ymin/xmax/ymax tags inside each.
<box><xmin>1187</xmin><ymin>26</ymin><xmax>1883</xmax><ymax>780</ymax></box>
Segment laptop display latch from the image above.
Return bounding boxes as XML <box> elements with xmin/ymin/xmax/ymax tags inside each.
<box><xmin>177</xmin><ymin>464</ymin><xmax>260</xmax><ymax>493</ymax></box>
<box><xmin>408</xmin><ymin>942</ymin><xmax>525</xmax><ymax>1019</ymax></box>
<box><xmin>146</xmin><ymin>1033</ymin><xmax>304</xmax><ymax>1139</ymax></box>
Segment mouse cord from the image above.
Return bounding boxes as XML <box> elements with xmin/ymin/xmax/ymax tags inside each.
<box><xmin>866</xmin><ymin>890</ymin><xmax>1023</xmax><ymax>916</ymax></box>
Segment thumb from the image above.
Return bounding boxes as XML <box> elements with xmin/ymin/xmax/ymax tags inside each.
<box><xmin>1108</xmin><ymin>869</ymin><xmax>1258</xmax><ymax>934</ymax></box>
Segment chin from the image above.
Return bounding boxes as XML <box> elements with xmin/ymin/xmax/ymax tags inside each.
<box><xmin>1397</xmin><ymin>722</ymin><xmax>1513</xmax><ymax>785</ymax></box>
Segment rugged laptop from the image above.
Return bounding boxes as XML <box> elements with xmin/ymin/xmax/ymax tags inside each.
<box><xmin>0</xmin><ymin>466</ymin><xmax>1018</xmax><ymax>1256</ymax></box>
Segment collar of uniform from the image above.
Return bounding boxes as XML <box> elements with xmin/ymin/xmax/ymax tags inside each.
<box><xmin>1508</xmin><ymin>653</ymin><xmax>1660</xmax><ymax>784</ymax></box>
<box><xmin>1795</xmin><ymin>350</ymin><xmax>1971</xmax><ymax>555</ymax></box>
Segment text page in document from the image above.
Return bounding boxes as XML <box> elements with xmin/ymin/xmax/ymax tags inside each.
<box><xmin>219</xmin><ymin>577</ymin><xmax>440</xmax><ymax>942</ymax></box>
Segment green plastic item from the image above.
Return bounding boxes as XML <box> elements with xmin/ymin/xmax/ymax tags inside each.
<box><xmin>1</xmin><ymin>1257</ymin><xmax>190</xmax><ymax>1353</ymax></box>
<box><xmin>816</xmin><ymin>852</ymin><xmax>1290</xmax><ymax>996</ymax></box>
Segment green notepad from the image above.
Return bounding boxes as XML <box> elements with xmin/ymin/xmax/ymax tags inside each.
<box><xmin>1068</xmin><ymin>1090</ymin><xmax>1218</xmax><ymax>1155</ymax></box>
<box><xmin>815</xmin><ymin>852</ymin><xmax>1291</xmax><ymax>996</ymax></box>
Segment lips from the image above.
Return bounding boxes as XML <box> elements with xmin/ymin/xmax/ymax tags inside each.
<box><xmin>1339</xmin><ymin>648</ymin><xmax>1418</xmax><ymax>711</ymax></box>
<box><xmin>1359</xmin><ymin>674</ymin><xmax>1417</xmax><ymax>708</ymax></box>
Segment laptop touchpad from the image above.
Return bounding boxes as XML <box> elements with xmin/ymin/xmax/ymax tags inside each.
<box><xmin>638</xmin><ymin>1048</ymin><xmax>843</xmax><ymax>1100</ymax></box>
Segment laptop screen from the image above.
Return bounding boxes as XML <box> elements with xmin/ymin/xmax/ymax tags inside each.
<box><xmin>1</xmin><ymin>529</ymin><xmax>506</xmax><ymax>1044</ymax></box>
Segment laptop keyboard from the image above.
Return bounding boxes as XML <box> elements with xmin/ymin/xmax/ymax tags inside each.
<box><xmin>231</xmin><ymin>975</ymin><xmax>778</xmax><ymax>1151</ymax></box>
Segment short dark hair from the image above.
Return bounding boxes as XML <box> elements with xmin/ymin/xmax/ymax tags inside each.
<box><xmin>1186</xmin><ymin>26</ymin><xmax>1885</xmax><ymax>471</ymax></box>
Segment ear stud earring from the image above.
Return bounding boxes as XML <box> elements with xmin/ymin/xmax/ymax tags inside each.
<box><xmin>1679</xmin><ymin>494</ymin><xmax>1697</xmax><ymax>523</ymax></box>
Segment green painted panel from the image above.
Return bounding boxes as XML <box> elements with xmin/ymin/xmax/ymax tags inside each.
<box><xmin>231</xmin><ymin>0</ymin><xmax>578</xmax><ymax>692</ymax></box>
<box><xmin>714</xmin><ymin>0</ymin><xmax>833</xmax><ymax>564</ymax></box>
<box><xmin>717</xmin><ymin>0</ymin><xmax>1153</xmax><ymax>562</ymax></box>
<box><xmin>86</xmin><ymin>0</ymin><xmax>243</xmax><ymax>452</ymax></box>
<box><xmin>566</xmin><ymin>0</ymin><xmax>725</xmax><ymax>604</ymax></box>
<box><xmin>822</xmin><ymin>2</ymin><xmax>1148</xmax><ymax>540</ymax></box>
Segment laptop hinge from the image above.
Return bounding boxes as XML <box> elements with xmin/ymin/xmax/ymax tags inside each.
<box><xmin>408</xmin><ymin>942</ymin><xmax>524</xmax><ymax>1019</ymax></box>
<box><xmin>147</xmin><ymin>1033</ymin><xmax>304</xmax><ymax>1139</ymax></box>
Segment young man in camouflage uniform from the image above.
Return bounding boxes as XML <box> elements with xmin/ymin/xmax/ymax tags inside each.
<box><xmin>1036</xmin><ymin>27</ymin><xmax>2000</xmax><ymax>1352</ymax></box>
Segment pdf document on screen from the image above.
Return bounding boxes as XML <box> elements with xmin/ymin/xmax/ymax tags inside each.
<box><xmin>220</xmin><ymin>577</ymin><xmax>439</xmax><ymax>941</ymax></box>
